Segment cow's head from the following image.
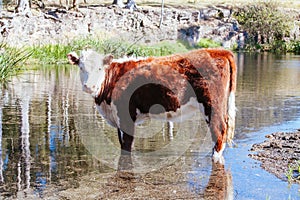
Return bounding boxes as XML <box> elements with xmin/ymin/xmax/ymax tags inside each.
<box><xmin>67</xmin><ymin>50</ymin><xmax>113</xmax><ymax>97</ymax></box>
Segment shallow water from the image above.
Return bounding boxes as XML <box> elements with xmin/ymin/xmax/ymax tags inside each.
<box><xmin>0</xmin><ymin>53</ymin><xmax>299</xmax><ymax>199</ymax></box>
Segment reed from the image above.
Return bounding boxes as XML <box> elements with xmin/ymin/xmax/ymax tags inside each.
<box><xmin>0</xmin><ymin>43</ymin><xmax>32</xmax><ymax>83</ymax></box>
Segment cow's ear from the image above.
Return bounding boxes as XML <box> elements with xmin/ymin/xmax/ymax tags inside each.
<box><xmin>67</xmin><ymin>52</ymin><xmax>79</xmax><ymax>65</ymax></box>
<box><xmin>103</xmin><ymin>55</ymin><xmax>113</xmax><ymax>66</ymax></box>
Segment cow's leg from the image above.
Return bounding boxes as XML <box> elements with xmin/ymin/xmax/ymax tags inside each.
<box><xmin>117</xmin><ymin>122</ymin><xmax>134</xmax><ymax>171</ymax></box>
<box><xmin>117</xmin><ymin>129</ymin><xmax>123</xmax><ymax>148</ymax></box>
<box><xmin>117</xmin><ymin>128</ymin><xmax>134</xmax><ymax>152</ymax></box>
<box><xmin>209</xmin><ymin>105</ymin><xmax>228</xmax><ymax>164</ymax></box>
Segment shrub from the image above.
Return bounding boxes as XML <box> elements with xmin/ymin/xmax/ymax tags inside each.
<box><xmin>234</xmin><ymin>0</ymin><xmax>293</xmax><ymax>51</ymax></box>
<box><xmin>288</xmin><ymin>40</ymin><xmax>300</xmax><ymax>54</ymax></box>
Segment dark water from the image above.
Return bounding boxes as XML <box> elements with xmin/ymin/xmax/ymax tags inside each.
<box><xmin>0</xmin><ymin>53</ymin><xmax>299</xmax><ymax>199</ymax></box>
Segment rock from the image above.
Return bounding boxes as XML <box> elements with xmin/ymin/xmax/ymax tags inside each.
<box><xmin>178</xmin><ymin>25</ymin><xmax>201</xmax><ymax>46</ymax></box>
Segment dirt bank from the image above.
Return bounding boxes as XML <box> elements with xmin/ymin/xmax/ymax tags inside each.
<box><xmin>249</xmin><ymin>130</ymin><xmax>300</xmax><ymax>184</ymax></box>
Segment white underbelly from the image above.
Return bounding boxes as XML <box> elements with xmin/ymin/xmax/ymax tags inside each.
<box><xmin>136</xmin><ymin>97</ymin><xmax>205</xmax><ymax>124</ymax></box>
<box><xmin>96</xmin><ymin>97</ymin><xmax>205</xmax><ymax>128</ymax></box>
<box><xmin>96</xmin><ymin>101</ymin><xmax>120</xmax><ymax>128</ymax></box>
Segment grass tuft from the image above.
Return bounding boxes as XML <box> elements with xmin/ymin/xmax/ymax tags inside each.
<box><xmin>286</xmin><ymin>160</ymin><xmax>300</xmax><ymax>184</ymax></box>
<box><xmin>0</xmin><ymin>42</ymin><xmax>32</xmax><ymax>83</ymax></box>
<box><xmin>196</xmin><ymin>38</ymin><xmax>222</xmax><ymax>48</ymax></box>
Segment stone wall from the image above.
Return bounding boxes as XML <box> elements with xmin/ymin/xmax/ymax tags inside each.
<box><xmin>0</xmin><ymin>4</ymin><xmax>286</xmax><ymax>48</ymax></box>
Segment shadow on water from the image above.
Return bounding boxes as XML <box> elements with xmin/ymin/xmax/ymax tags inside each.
<box><xmin>0</xmin><ymin>52</ymin><xmax>299</xmax><ymax>199</ymax></box>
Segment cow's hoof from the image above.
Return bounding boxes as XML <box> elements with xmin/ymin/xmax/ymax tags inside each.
<box><xmin>116</xmin><ymin>170</ymin><xmax>135</xmax><ymax>180</ymax></box>
<box><xmin>212</xmin><ymin>152</ymin><xmax>225</xmax><ymax>165</ymax></box>
<box><xmin>212</xmin><ymin>144</ymin><xmax>226</xmax><ymax>165</ymax></box>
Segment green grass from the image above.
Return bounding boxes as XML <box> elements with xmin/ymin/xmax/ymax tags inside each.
<box><xmin>29</xmin><ymin>37</ymin><xmax>105</xmax><ymax>64</ymax></box>
<box><xmin>29</xmin><ymin>37</ymin><xmax>189</xmax><ymax>64</ymax></box>
<box><xmin>0</xmin><ymin>43</ymin><xmax>32</xmax><ymax>83</ymax></box>
<box><xmin>30</xmin><ymin>44</ymin><xmax>73</xmax><ymax>65</ymax></box>
<box><xmin>196</xmin><ymin>38</ymin><xmax>222</xmax><ymax>48</ymax></box>
<box><xmin>9</xmin><ymin>32</ymin><xmax>300</xmax><ymax>69</ymax></box>
<box><xmin>286</xmin><ymin>160</ymin><xmax>300</xmax><ymax>184</ymax></box>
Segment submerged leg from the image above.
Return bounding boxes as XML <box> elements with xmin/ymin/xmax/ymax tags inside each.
<box><xmin>118</xmin><ymin>150</ymin><xmax>133</xmax><ymax>171</ymax></box>
<box><xmin>117</xmin><ymin>128</ymin><xmax>134</xmax><ymax>152</ymax></box>
<box><xmin>117</xmin><ymin>128</ymin><xmax>134</xmax><ymax>171</ymax></box>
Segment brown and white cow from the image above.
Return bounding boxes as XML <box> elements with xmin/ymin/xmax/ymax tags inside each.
<box><xmin>67</xmin><ymin>48</ymin><xmax>237</xmax><ymax>163</ymax></box>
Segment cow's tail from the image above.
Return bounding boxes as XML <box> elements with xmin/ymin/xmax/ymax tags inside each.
<box><xmin>227</xmin><ymin>52</ymin><xmax>237</xmax><ymax>147</ymax></box>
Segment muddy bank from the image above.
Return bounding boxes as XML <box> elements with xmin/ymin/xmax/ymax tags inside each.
<box><xmin>249</xmin><ymin>130</ymin><xmax>300</xmax><ymax>184</ymax></box>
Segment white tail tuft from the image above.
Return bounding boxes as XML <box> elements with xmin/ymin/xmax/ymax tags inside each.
<box><xmin>227</xmin><ymin>92</ymin><xmax>236</xmax><ymax>146</ymax></box>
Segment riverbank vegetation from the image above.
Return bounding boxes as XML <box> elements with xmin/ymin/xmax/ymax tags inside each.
<box><xmin>234</xmin><ymin>1</ymin><xmax>300</xmax><ymax>53</ymax></box>
<box><xmin>29</xmin><ymin>38</ymin><xmax>189</xmax><ymax>64</ymax></box>
<box><xmin>0</xmin><ymin>37</ymin><xmax>196</xmax><ymax>81</ymax></box>
<box><xmin>0</xmin><ymin>43</ymin><xmax>32</xmax><ymax>83</ymax></box>
<box><xmin>28</xmin><ymin>37</ymin><xmax>227</xmax><ymax>65</ymax></box>
<box><xmin>1</xmin><ymin>33</ymin><xmax>299</xmax><ymax>81</ymax></box>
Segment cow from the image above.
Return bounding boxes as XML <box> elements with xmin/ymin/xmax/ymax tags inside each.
<box><xmin>67</xmin><ymin>48</ymin><xmax>237</xmax><ymax>164</ymax></box>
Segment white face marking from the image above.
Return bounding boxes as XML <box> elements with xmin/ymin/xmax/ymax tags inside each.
<box><xmin>78</xmin><ymin>50</ymin><xmax>107</xmax><ymax>97</ymax></box>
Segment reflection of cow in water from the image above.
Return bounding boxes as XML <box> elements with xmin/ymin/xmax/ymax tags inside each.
<box><xmin>204</xmin><ymin>161</ymin><xmax>233</xmax><ymax>199</ymax></box>
<box><xmin>67</xmin><ymin>48</ymin><xmax>237</xmax><ymax>163</ymax></box>
<box><xmin>98</xmin><ymin>159</ymin><xmax>233</xmax><ymax>199</ymax></box>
